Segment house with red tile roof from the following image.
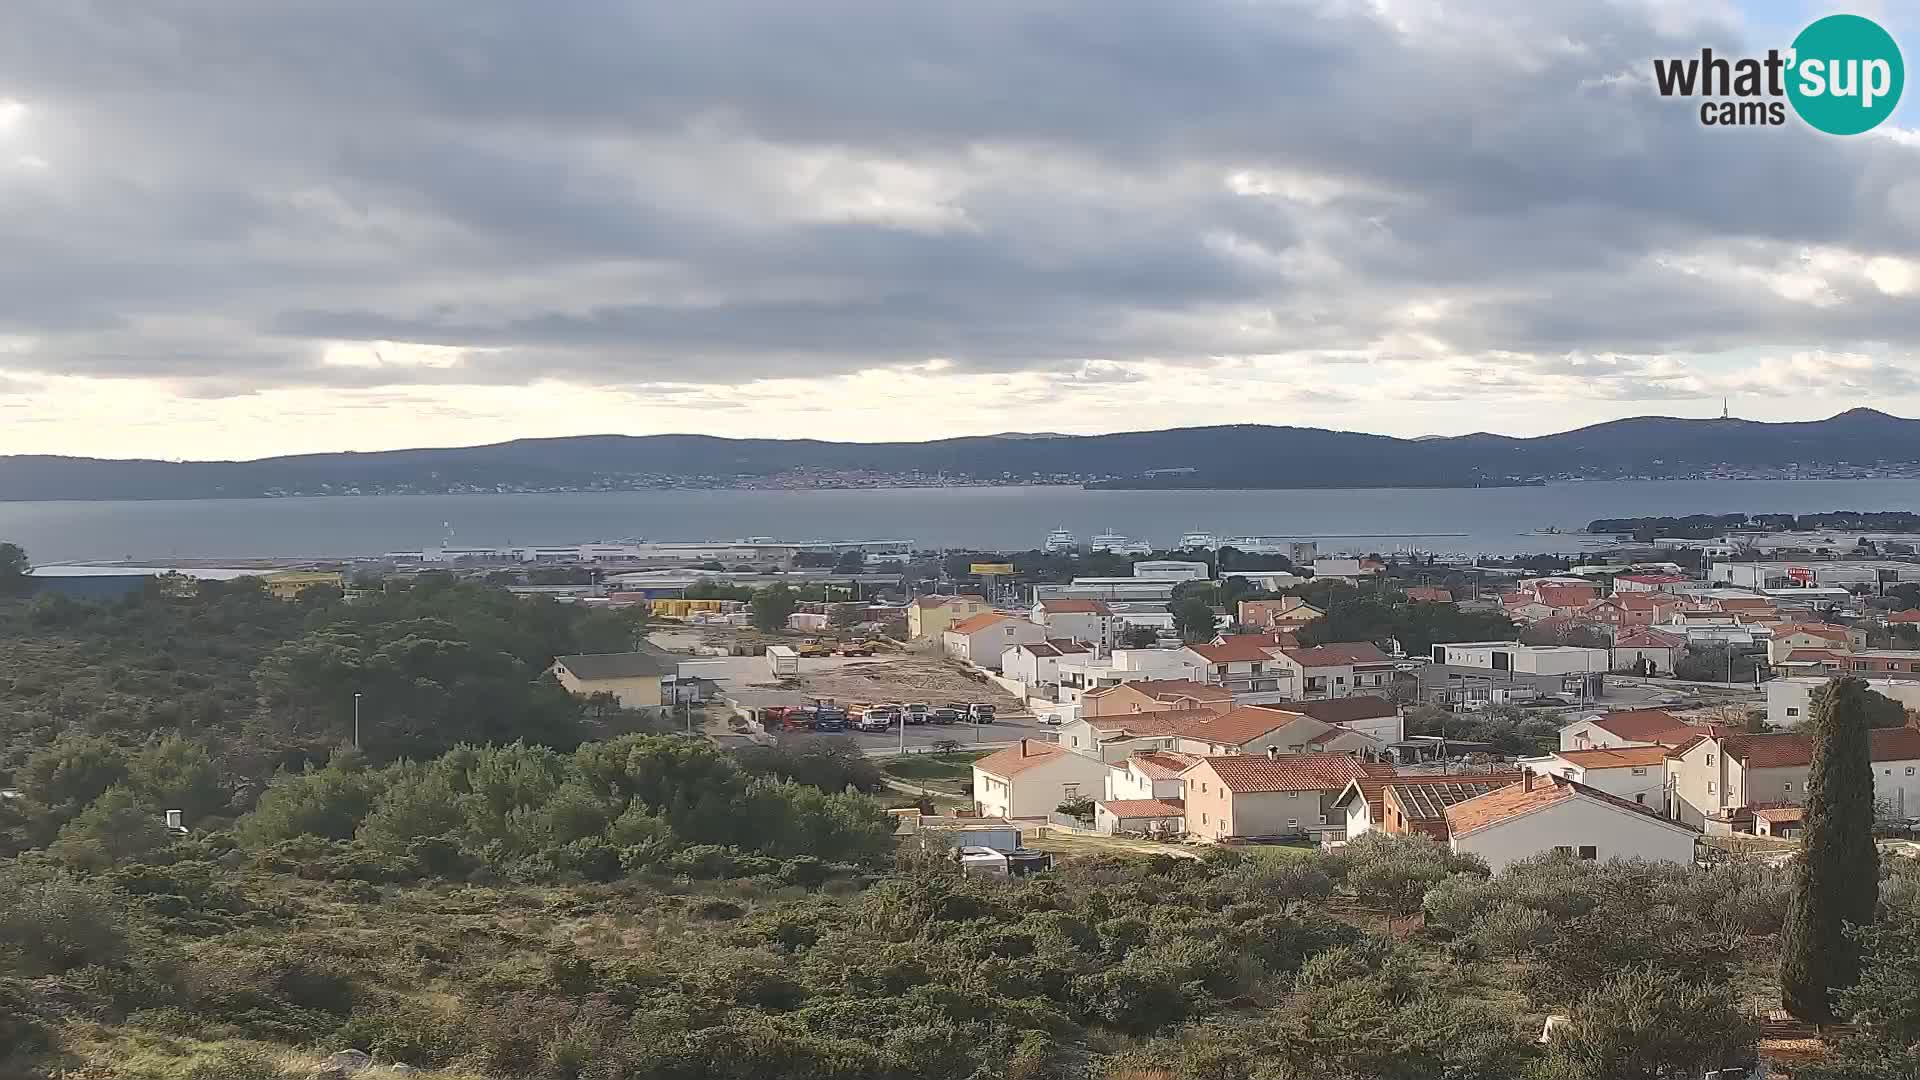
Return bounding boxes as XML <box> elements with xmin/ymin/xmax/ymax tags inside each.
<box><xmin>1096</xmin><ymin>750</ymin><xmax>1201</xmax><ymax>834</ymax></box>
<box><xmin>1182</xmin><ymin>752</ymin><xmax>1392</xmax><ymax>842</ymax></box>
<box><xmin>1031</xmin><ymin>598</ymin><xmax>1119</xmax><ymax>650</ymax></box>
<box><xmin>1444</xmin><ymin>771</ymin><xmax>1698</xmax><ymax>872</ymax></box>
<box><xmin>1557</xmin><ymin>709</ymin><xmax>1704</xmax><ymax>752</ymax></box>
<box><xmin>1093</xmin><ymin>798</ymin><xmax>1187</xmax><ymax>835</ymax></box>
<box><xmin>1081</xmin><ymin>678</ymin><xmax>1234</xmax><ymax>718</ymax></box>
<box><xmin>1766</xmin><ymin>623</ymin><xmax>1856</xmax><ymax>664</ymax></box>
<box><xmin>1889</xmin><ymin>609</ymin><xmax>1920</xmax><ymax>625</ymax></box>
<box><xmin>942</xmin><ymin>612</ymin><xmax>1046</xmax><ymax>669</ymax></box>
<box><xmin>1269</xmin><ymin>642</ymin><xmax>1397</xmax><ymax>700</ymax></box>
<box><xmin>1335</xmin><ymin>773</ymin><xmax>1525</xmax><ymax>842</ymax></box>
<box><xmin>1521</xmin><ymin>745</ymin><xmax>1669</xmax><ymax>808</ymax></box>
<box><xmin>1179</xmin><ymin>633</ymin><xmax>1301</xmax><ymax>700</ymax></box>
<box><xmin>1613</xmin><ymin>573</ymin><xmax>1692</xmax><ymax>592</ymax></box>
<box><xmin>907</xmin><ymin>594</ymin><xmax>989</xmax><ymax>640</ymax></box>
<box><xmin>972</xmin><ymin>739</ymin><xmax>1115</xmax><ymax>820</ymax></box>
<box><xmin>1584</xmin><ymin>591</ymin><xmax>1682</xmax><ymax>631</ymax></box>
<box><xmin>1171</xmin><ymin>706</ymin><xmax>1381</xmax><ymax>759</ymax></box>
<box><xmin>1666</xmin><ymin>726</ymin><xmax>1920</xmax><ymax>829</ymax></box>
<box><xmin>1403</xmin><ymin>586</ymin><xmax>1454</xmax><ymax>604</ymax></box>
<box><xmin>1238</xmin><ymin>598</ymin><xmax>1325</xmax><ymax>632</ymax></box>
<box><xmin>1253</xmin><ymin>695</ymin><xmax>1405</xmax><ymax>743</ymax></box>
<box><xmin>1611</xmin><ymin>628</ymin><xmax>1686</xmax><ymax>676</ymax></box>
<box><xmin>1002</xmin><ymin>638</ymin><xmax>1092</xmax><ymax>691</ymax></box>
<box><xmin>1056</xmin><ymin>708</ymin><xmax>1226</xmax><ymax>762</ymax></box>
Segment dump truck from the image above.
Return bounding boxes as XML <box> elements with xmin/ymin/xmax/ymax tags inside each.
<box><xmin>795</xmin><ymin>639</ymin><xmax>834</xmax><ymax>659</ymax></box>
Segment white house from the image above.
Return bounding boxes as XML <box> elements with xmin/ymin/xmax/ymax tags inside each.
<box><xmin>1055</xmin><ymin>648</ymin><xmax>1207</xmax><ymax>702</ymax></box>
<box><xmin>1518</xmin><ymin>746</ymin><xmax>1669</xmax><ymax>809</ymax></box>
<box><xmin>1002</xmin><ymin>639</ymin><xmax>1092</xmax><ymax>692</ymax></box>
<box><xmin>1103</xmin><ymin>751</ymin><xmax>1198</xmax><ymax>802</ymax></box>
<box><xmin>1170</xmin><ymin>707</ymin><xmax>1381</xmax><ymax>759</ymax></box>
<box><xmin>1767</xmin><ymin>675</ymin><xmax>1920</xmax><ymax>728</ymax></box>
<box><xmin>943</xmin><ymin>613</ymin><xmax>1047</xmax><ymax>670</ymax></box>
<box><xmin>1269</xmin><ymin>643</ymin><xmax>1396</xmax><ymax>700</ymax></box>
<box><xmin>1270</xmin><ymin>696</ymin><xmax>1406</xmax><ymax>744</ymax></box>
<box><xmin>1557</xmin><ymin>709</ymin><xmax>1697</xmax><ymax>751</ymax></box>
<box><xmin>1032</xmin><ymin>599</ymin><xmax>1120</xmax><ymax>651</ymax></box>
<box><xmin>1056</xmin><ymin>709</ymin><xmax>1220</xmax><ymax>763</ymax></box>
<box><xmin>1182</xmin><ymin>635</ymin><xmax>1294</xmax><ymax>701</ymax></box>
<box><xmin>972</xmin><ymin>739</ymin><xmax>1116</xmax><ymax>819</ymax></box>
<box><xmin>1130</xmin><ymin>560</ymin><xmax>1212</xmax><ymax>583</ymax></box>
<box><xmin>1444</xmin><ymin>772</ymin><xmax>1699</xmax><ymax>873</ymax></box>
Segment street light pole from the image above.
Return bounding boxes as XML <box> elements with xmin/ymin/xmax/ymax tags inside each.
<box><xmin>353</xmin><ymin>693</ymin><xmax>362</xmax><ymax>750</ymax></box>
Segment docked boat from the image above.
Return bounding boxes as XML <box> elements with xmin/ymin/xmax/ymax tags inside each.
<box><xmin>1089</xmin><ymin>530</ymin><xmax>1129</xmax><ymax>552</ymax></box>
<box><xmin>1043</xmin><ymin>528</ymin><xmax>1077</xmax><ymax>553</ymax></box>
<box><xmin>1176</xmin><ymin>531</ymin><xmax>1220</xmax><ymax>550</ymax></box>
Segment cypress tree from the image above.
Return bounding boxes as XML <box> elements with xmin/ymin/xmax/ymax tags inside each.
<box><xmin>1780</xmin><ymin>675</ymin><xmax>1881</xmax><ymax>1021</ymax></box>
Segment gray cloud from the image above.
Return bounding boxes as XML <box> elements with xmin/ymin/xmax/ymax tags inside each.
<box><xmin>0</xmin><ymin>0</ymin><xmax>1914</xmax><ymax>411</ymax></box>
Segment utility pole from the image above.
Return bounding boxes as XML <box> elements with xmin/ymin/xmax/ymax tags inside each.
<box><xmin>353</xmin><ymin>693</ymin><xmax>362</xmax><ymax>750</ymax></box>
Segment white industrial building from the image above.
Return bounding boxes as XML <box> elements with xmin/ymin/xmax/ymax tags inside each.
<box><xmin>1430</xmin><ymin>642</ymin><xmax>1610</xmax><ymax>676</ymax></box>
<box><xmin>1130</xmin><ymin>560</ymin><xmax>1212</xmax><ymax>583</ymax></box>
<box><xmin>1712</xmin><ymin>560</ymin><xmax>1920</xmax><ymax>590</ymax></box>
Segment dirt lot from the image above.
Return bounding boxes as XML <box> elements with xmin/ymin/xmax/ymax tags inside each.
<box><xmin>786</xmin><ymin>655</ymin><xmax>1021</xmax><ymax>710</ymax></box>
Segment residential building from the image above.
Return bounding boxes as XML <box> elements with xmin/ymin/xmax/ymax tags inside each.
<box><xmin>1081</xmin><ymin>679</ymin><xmax>1233</xmax><ymax>717</ymax></box>
<box><xmin>1104</xmin><ymin>750</ymin><xmax>1200</xmax><ymax>802</ymax></box>
<box><xmin>1666</xmin><ymin>727</ymin><xmax>1920</xmax><ymax>828</ymax></box>
<box><xmin>1055</xmin><ymin>648</ymin><xmax>1207</xmax><ymax>701</ymax></box>
<box><xmin>1519</xmin><ymin>746</ymin><xmax>1669</xmax><ymax>808</ymax></box>
<box><xmin>1767</xmin><ymin>623</ymin><xmax>1855</xmax><ymax>664</ymax></box>
<box><xmin>1612</xmin><ymin>573</ymin><xmax>1692</xmax><ymax>593</ymax></box>
<box><xmin>1413</xmin><ymin>663</ymin><xmax>1570</xmax><ymax>708</ymax></box>
<box><xmin>1270</xmin><ymin>642</ymin><xmax>1397</xmax><ymax>699</ymax></box>
<box><xmin>1182</xmin><ymin>752</ymin><xmax>1391</xmax><ymax>842</ymax></box>
<box><xmin>943</xmin><ymin>613</ymin><xmax>1047</xmax><ymax>669</ymax></box>
<box><xmin>1237</xmin><ymin>598</ymin><xmax>1325</xmax><ymax>632</ymax></box>
<box><xmin>1432</xmin><ymin>641</ymin><xmax>1609</xmax><ymax>676</ymax></box>
<box><xmin>1500</xmin><ymin>581</ymin><xmax>1599</xmax><ymax>623</ymax></box>
<box><xmin>1557</xmin><ymin>709</ymin><xmax>1701</xmax><ymax>752</ymax></box>
<box><xmin>1032</xmin><ymin>598</ymin><xmax>1119</xmax><ymax>650</ymax></box>
<box><xmin>1611</xmin><ymin>629</ymin><xmax>1685</xmax><ymax>675</ymax></box>
<box><xmin>1002</xmin><ymin>639</ymin><xmax>1092</xmax><ymax>692</ymax></box>
<box><xmin>1404</xmin><ymin>586</ymin><xmax>1453</xmax><ymax>603</ymax></box>
<box><xmin>1889</xmin><ymin>610</ymin><xmax>1920</xmax><ymax>626</ymax></box>
<box><xmin>907</xmin><ymin>594</ymin><xmax>989</xmax><ymax>640</ymax></box>
<box><xmin>1056</xmin><ymin>709</ymin><xmax>1223</xmax><ymax>762</ymax></box>
<box><xmin>972</xmin><ymin>739</ymin><xmax>1116</xmax><ymax>820</ymax></box>
<box><xmin>551</xmin><ymin>651</ymin><xmax>671</xmax><ymax>712</ymax></box>
<box><xmin>1336</xmin><ymin>774</ymin><xmax>1524</xmax><ymax>841</ymax></box>
<box><xmin>1259</xmin><ymin>696</ymin><xmax>1406</xmax><ymax>743</ymax></box>
<box><xmin>1171</xmin><ymin>706</ymin><xmax>1380</xmax><ymax>759</ymax></box>
<box><xmin>1584</xmin><ymin>592</ymin><xmax>1682</xmax><ymax>632</ymax></box>
<box><xmin>1767</xmin><ymin>676</ymin><xmax>1920</xmax><ymax>728</ymax></box>
<box><xmin>1183</xmin><ymin>634</ymin><xmax>1296</xmax><ymax>700</ymax></box>
<box><xmin>1839</xmin><ymin>649</ymin><xmax>1920</xmax><ymax>676</ymax></box>
<box><xmin>1094</xmin><ymin>798</ymin><xmax>1187</xmax><ymax>835</ymax></box>
<box><xmin>1445</xmin><ymin>772</ymin><xmax>1700</xmax><ymax>873</ymax></box>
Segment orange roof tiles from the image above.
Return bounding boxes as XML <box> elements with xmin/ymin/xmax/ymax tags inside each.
<box><xmin>973</xmin><ymin>739</ymin><xmax>1080</xmax><ymax>779</ymax></box>
<box><xmin>1084</xmin><ymin>708</ymin><xmax>1221</xmax><ymax>737</ymax></box>
<box><xmin>1280</xmin><ymin>642</ymin><xmax>1392</xmax><ymax>667</ymax></box>
<box><xmin>1189</xmin><ymin>635</ymin><xmax>1287</xmax><ymax>663</ymax></box>
<box><xmin>1203</xmin><ymin>753</ymin><xmax>1389</xmax><ymax>793</ymax></box>
<box><xmin>1553</xmin><ymin>746</ymin><xmax>1672</xmax><ymax>769</ymax></box>
<box><xmin>1128</xmin><ymin>751</ymin><xmax>1202</xmax><ymax>778</ymax></box>
<box><xmin>1719</xmin><ymin>727</ymin><xmax>1920</xmax><ymax>769</ymax></box>
<box><xmin>1586</xmin><ymin>709</ymin><xmax>1698</xmax><ymax>746</ymax></box>
<box><xmin>1098</xmin><ymin>798</ymin><xmax>1186</xmax><ymax>818</ymax></box>
<box><xmin>1180</xmin><ymin>706</ymin><xmax>1305</xmax><ymax>748</ymax></box>
<box><xmin>1444</xmin><ymin>773</ymin><xmax>1685</xmax><ymax>838</ymax></box>
<box><xmin>1282</xmin><ymin>696</ymin><xmax>1399</xmax><ymax>725</ymax></box>
<box><xmin>1616</xmin><ymin>629</ymin><xmax>1686</xmax><ymax>649</ymax></box>
<box><xmin>947</xmin><ymin>612</ymin><xmax>1010</xmax><ymax>635</ymax></box>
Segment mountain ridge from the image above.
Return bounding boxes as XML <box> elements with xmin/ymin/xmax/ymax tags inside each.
<box><xmin>2</xmin><ymin>409</ymin><xmax>1916</xmax><ymax>500</ymax></box>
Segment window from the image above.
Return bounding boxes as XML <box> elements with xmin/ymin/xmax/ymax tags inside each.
<box><xmin>1552</xmin><ymin>845</ymin><xmax>1573</xmax><ymax>855</ymax></box>
<box><xmin>1062</xmin><ymin>784</ymin><xmax>1079</xmax><ymax>799</ymax></box>
<box><xmin>1708</xmin><ymin>781</ymin><xmax>1716</xmax><ymax>793</ymax></box>
<box><xmin>1635</xmin><ymin>793</ymin><xmax>1646</xmax><ymax>804</ymax></box>
<box><xmin>1201</xmin><ymin>782</ymin><xmax>1208</xmax><ymax>794</ymax></box>
<box><xmin>1335</xmin><ymin>676</ymin><xmax>1346</xmax><ymax>685</ymax></box>
<box><xmin>1631</xmin><ymin>766</ymin><xmax>1647</xmax><ymax>776</ymax></box>
<box><xmin>1286</xmin><ymin>819</ymin><xmax>1298</xmax><ymax>829</ymax></box>
<box><xmin>1787</xmin><ymin>707</ymin><xmax>1800</xmax><ymax>717</ymax></box>
<box><xmin>1578</xmin><ymin>845</ymin><xmax>1598</xmax><ymax>860</ymax></box>
<box><xmin>1908</xmin><ymin>768</ymin><xmax>1915</xmax><ymax>776</ymax></box>
<box><xmin>1706</xmin><ymin>754</ymin><xmax>1714</xmax><ymax>766</ymax></box>
<box><xmin>1783</xmin><ymin>782</ymin><xmax>1792</xmax><ymax>792</ymax></box>
<box><xmin>1319</xmin><ymin>814</ymin><xmax>1328</xmax><ymax>825</ymax></box>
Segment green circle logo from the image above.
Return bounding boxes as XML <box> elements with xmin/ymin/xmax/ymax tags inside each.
<box><xmin>1787</xmin><ymin>14</ymin><xmax>1904</xmax><ymax>135</ymax></box>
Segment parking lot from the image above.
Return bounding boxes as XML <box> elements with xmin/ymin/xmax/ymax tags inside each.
<box><xmin>840</xmin><ymin>711</ymin><xmax>1054</xmax><ymax>756</ymax></box>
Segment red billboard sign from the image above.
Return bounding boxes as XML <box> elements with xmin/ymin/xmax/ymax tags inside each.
<box><xmin>1787</xmin><ymin>566</ymin><xmax>1814</xmax><ymax>584</ymax></box>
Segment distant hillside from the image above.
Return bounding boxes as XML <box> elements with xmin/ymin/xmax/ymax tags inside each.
<box><xmin>2</xmin><ymin>409</ymin><xmax>1918</xmax><ymax>500</ymax></box>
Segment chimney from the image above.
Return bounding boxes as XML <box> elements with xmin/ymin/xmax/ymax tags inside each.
<box><xmin>164</xmin><ymin>809</ymin><xmax>184</xmax><ymax>830</ymax></box>
<box><xmin>1020</xmin><ymin>738</ymin><xmax>1032</xmax><ymax>757</ymax></box>
<box><xmin>1523</xmin><ymin>770</ymin><xmax>1535</xmax><ymax>792</ymax></box>
<box><xmin>1266</xmin><ymin>745</ymin><xmax>1278</xmax><ymax>760</ymax></box>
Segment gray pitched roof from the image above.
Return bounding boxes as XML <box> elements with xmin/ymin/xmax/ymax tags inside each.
<box><xmin>554</xmin><ymin>651</ymin><xmax>671</xmax><ymax>680</ymax></box>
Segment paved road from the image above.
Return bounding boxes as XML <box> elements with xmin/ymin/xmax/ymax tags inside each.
<box><xmin>842</xmin><ymin>714</ymin><xmax>1056</xmax><ymax>755</ymax></box>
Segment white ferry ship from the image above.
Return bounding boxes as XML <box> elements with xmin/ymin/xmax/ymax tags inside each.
<box><xmin>1043</xmin><ymin>529</ymin><xmax>1077</xmax><ymax>553</ymax></box>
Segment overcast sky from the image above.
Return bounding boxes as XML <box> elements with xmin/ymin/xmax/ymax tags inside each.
<box><xmin>0</xmin><ymin>1</ymin><xmax>1916</xmax><ymax>460</ymax></box>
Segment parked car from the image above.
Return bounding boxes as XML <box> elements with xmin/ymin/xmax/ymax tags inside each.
<box><xmin>930</xmin><ymin>706</ymin><xmax>964</xmax><ymax>725</ymax></box>
<box><xmin>903</xmin><ymin>702</ymin><xmax>931</xmax><ymax>725</ymax></box>
<box><xmin>966</xmin><ymin>703</ymin><xmax>997</xmax><ymax>725</ymax></box>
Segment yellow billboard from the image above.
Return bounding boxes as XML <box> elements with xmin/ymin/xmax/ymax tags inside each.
<box><xmin>970</xmin><ymin>563</ymin><xmax>1015</xmax><ymax>575</ymax></box>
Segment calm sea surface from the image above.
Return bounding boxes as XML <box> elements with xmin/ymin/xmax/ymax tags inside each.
<box><xmin>8</xmin><ymin>479</ymin><xmax>1920</xmax><ymax>563</ymax></box>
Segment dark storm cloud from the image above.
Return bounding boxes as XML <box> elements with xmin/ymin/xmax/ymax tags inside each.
<box><xmin>0</xmin><ymin>0</ymin><xmax>1914</xmax><ymax>395</ymax></box>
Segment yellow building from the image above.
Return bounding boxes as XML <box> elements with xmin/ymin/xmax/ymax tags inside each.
<box><xmin>261</xmin><ymin>570</ymin><xmax>346</xmax><ymax>600</ymax></box>
<box><xmin>906</xmin><ymin>594</ymin><xmax>989</xmax><ymax>640</ymax></box>
<box><xmin>550</xmin><ymin>651</ymin><xmax>671</xmax><ymax>712</ymax></box>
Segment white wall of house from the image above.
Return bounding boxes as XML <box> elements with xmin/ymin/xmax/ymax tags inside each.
<box><xmin>1038</xmin><ymin>610</ymin><xmax>1117</xmax><ymax>649</ymax></box>
<box><xmin>1611</xmin><ymin>645</ymin><xmax>1676</xmax><ymax>674</ymax></box>
<box><xmin>1451</xmin><ymin>795</ymin><xmax>1697</xmax><ymax>873</ymax></box>
<box><xmin>1003</xmin><ymin>645</ymin><xmax>1073</xmax><ymax>689</ymax></box>
<box><xmin>1557</xmin><ymin>716</ymin><xmax>1657</xmax><ymax>752</ymax></box>
<box><xmin>1767</xmin><ymin>677</ymin><xmax>1920</xmax><ymax>728</ymax></box>
<box><xmin>1333</xmin><ymin>713</ymin><xmax>1406</xmax><ymax>744</ymax></box>
<box><xmin>945</xmin><ymin>620</ymin><xmax>1047</xmax><ymax>670</ymax></box>
<box><xmin>1527</xmin><ymin>757</ymin><xmax>1665</xmax><ymax>808</ymax></box>
<box><xmin>1104</xmin><ymin>760</ymin><xmax>1186</xmax><ymax>801</ymax></box>
<box><xmin>973</xmin><ymin>755</ymin><xmax>1116</xmax><ymax>819</ymax></box>
<box><xmin>1056</xmin><ymin>649</ymin><xmax>1205</xmax><ymax>700</ymax></box>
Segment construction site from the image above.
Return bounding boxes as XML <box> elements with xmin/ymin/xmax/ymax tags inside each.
<box><xmin>649</xmin><ymin>626</ymin><xmax>1026</xmax><ymax>714</ymax></box>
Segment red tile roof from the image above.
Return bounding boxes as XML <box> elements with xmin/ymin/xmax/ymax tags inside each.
<box><xmin>974</xmin><ymin>739</ymin><xmax>1082</xmax><ymax>779</ymax></box>
<box><xmin>947</xmin><ymin>612</ymin><xmax>1011</xmax><ymax>635</ymax></box>
<box><xmin>914</xmin><ymin>594</ymin><xmax>983</xmax><ymax>609</ymax></box>
<box><xmin>1536</xmin><ymin>584</ymin><xmax>1598</xmax><ymax>607</ymax></box>
<box><xmin>1720</xmin><ymin>727</ymin><xmax>1920</xmax><ymax>769</ymax></box>
<box><xmin>1586</xmin><ymin>709</ymin><xmax>1698</xmax><ymax>746</ymax></box>
<box><xmin>1444</xmin><ymin>772</ymin><xmax>1691</xmax><ymax>838</ymax></box>
<box><xmin>1085</xmin><ymin>708</ymin><xmax>1222</xmax><ymax>737</ymax></box>
<box><xmin>1039</xmin><ymin>599</ymin><xmax>1113</xmax><ymax>615</ymax></box>
<box><xmin>1615</xmin><ymin>629</ymin><xmax>1685</xmax><ymax>649</ymax></box>
<box><xmin>1552</xmin><ymin>746</ymin><xmax>1672</xmax><ymax>769</ymax></box>
<box><xmin>1753</xmin><ymin>805</ymin><xmax>1805</xmax><ymax>824</ymax></box>
<box><xmin>1890</xmin><ymin>610</ymin><xmax>1920</xmax><ymax>624</ymax></box>
<box><xmin>1189</xmin><ymin>635</ymin><xmax>1287</xmax><ymax>663</ymax></box>
<box><xmin>1282</xmin><ymin>696</ymin><xmax>1399</xmax><ymax>725</ymax></box>
<box><xmin>1180</xmin><ymin>706</ymin><xmax>1305</xmax><ymax>748</ymax></box>
<box><xmin>1280</xmin><ymin>642</ymin><xmax>1392</xmax><ymax>667</ymax></box>
<box><xmin>1202</xmin><ymin>753</ymin><xmax>1390</xmax><ymax>793</ymax></box>
<box><xmin>1128</xmin><ymin>751</ymin><xmax>1202</xmax><ymax>778</ymax></box>
<box><xmin>1405</xmin><ymin>587</ymin><xmax>1454</xmax><ymax>603</ymax></box>
<box><xmin>1773</xmin><ymin>623</ymin><xmax>1849</xmax><ymax>641</ymax></box>
<box><xmin>1133</xmin><ymin>679</ymin><xmax>1232</xmax><ymax>702</ymax></box>
<box><xmin>1783</xmin><ymin>649</ymin><xmax>1846</xmax><ymax>664</ymax></box>
<box><xmin>1098</xmin><ymin>798</ymin><xmax>1186</xmax><ymax>818</ymax></box>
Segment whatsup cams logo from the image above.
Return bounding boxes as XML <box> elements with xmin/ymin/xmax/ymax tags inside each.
<box><xmin>1653</xmin><ymin>13</ymin><xmax>1904</xmax><ymax>134</ymax></box>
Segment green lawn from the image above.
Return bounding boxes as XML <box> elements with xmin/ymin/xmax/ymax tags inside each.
<box><xmin>881</xmin><ymin>751</ymin><xmax>988</xmax><ymax>790</ymax></box>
